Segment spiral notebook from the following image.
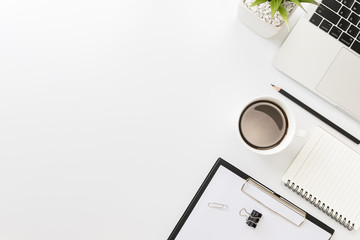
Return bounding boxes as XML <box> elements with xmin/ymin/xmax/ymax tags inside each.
<box><xmin>282</xmin><ymin>126</ymin><xmax>360</xmax><ymax>231</ymax></box>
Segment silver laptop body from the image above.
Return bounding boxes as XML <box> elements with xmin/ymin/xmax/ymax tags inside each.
<box><xmin>273</xmin><ymin>0</ymin><xmax>360</xmax><ymax>122</ymax></box>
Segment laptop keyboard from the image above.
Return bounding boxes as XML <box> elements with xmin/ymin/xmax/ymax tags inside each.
<box><xmin>310</xmin><ymin>0</ymin><xmax>360</xmax><ymax>55</ymax></box>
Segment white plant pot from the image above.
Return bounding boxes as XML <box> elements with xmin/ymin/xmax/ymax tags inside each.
<box><xmin>237</xmin><ymin>0</ymin><xmax>297</xmax><ymax>38</ymax></box>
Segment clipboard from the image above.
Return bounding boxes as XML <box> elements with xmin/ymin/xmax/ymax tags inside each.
<box><xmin>168</xmin><ymin>158</ymin><xmax>334</xmax><ymax>240</ymax></box>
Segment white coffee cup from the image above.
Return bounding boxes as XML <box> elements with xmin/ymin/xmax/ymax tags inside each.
<box><xmin>238</xmin><ymin>96</ymin><xmax>306</xmax><ymax>155</ymax></box>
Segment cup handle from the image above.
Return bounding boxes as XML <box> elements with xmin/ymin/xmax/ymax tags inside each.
<box><xmin>295</xmin><ymin>129</ymin><xmax>308</xmax><ymax>138</ymax></box>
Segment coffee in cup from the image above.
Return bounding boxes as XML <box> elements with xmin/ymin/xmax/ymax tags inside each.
<box><xmin>238</xmin><ymin>96</ymin><xmax>302</xmax><ymax>155</ymax></box>
<box><xmin>239</xmin><ymin>100</ymin><xmax>288</xmax><ymax>150</ymax></box>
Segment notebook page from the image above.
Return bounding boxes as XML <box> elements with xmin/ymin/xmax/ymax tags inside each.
<box><xmin>282</xmin><ymin>127</ymin><xmax>360</xmax><ymax>230</ymax></box>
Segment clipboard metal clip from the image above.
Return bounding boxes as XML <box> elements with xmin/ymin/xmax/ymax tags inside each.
<box><xmin>241</xmin><ymin>178</ymin><xmax>306</xmax><ymax>227</ymax></box>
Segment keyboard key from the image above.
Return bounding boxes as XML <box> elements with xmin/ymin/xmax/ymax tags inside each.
<box><xmin>342</xmin><ymin>0</ymin><xmax>354</xmax><ymax>8</ymax></box>
<box><xmin>323</xmin><ymin>0</ymin><xmax>342</xmax><ymax>11</ymax></box>
<box><xmin>320</xmin><ymin>19</ymin><xmax>333</xmax><ymax>32</ymax></box>
<box><xmin>329</xmin><ymin>26</ymin><xmax>343</xmax><ymax>38</ymax></box>
<box><xmin>316</xmin><ymin>4</ymin><xmax>341</xmax><ymax>24</ymax></box>
<box><xmin>352</xmin><ymin>2</ymin><xmax>360</xmax><ymax>14</ymax></box>
<box><xmin>349</xmin><ymin>13</ymin><xmax>360</xmax><ymax>25</ymax></box>
<box><xmin>338</xmin><ymin>18</ymin><xmax>351</xmax><ymax>30</ymax></box>
<box><xmin>347</xmin><ymin>24</ymin><xmax>360</xmax><ymax>37</ymax></box>
<box><xmin>310</xmin><ymin>13</ymin><xmax>323</xmax><ymax>26</ymax></box>
<box><xmin>339</xmin><ymin>6</ymin><xmax>351</xmax><ymax>18</ymax></box>
<box><xmin>351</xmin><ymin>40</ymin><xmax>360</xmax><ymax>54</ymax></box>
<box><xmin>339</xmin><ymin>32</ymin><xmax>354</xmax><ymax>46</ymax></box>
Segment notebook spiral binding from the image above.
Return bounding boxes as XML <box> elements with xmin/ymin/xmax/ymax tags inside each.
<box><xmin>285</xmin><ymin>180</ymin><xmax>355</xmax><ymax>231</ymax></box>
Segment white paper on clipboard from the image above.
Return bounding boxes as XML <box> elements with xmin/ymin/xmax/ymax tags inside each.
<box><xmin>174</xmin><ymin>165</ymin><xmax>333</xmax><ymax>240</ymax></box>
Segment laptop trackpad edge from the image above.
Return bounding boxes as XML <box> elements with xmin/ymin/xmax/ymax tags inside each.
<box><xmin>316</xmin><ymin>48</ymin><xmax>360</xmax><ymax>119</ymax></box>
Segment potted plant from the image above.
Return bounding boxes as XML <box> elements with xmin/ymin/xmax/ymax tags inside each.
<box><xmin>237</xmin><ymin>0</ymin><xmax>317</xmax><ymax>38</ymax></box>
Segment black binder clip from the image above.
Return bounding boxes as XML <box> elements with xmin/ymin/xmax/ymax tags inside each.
<box><xmin>239</xmin><ymin>208</ymin><xmax>262</xmax><ymax>228</ymax></box>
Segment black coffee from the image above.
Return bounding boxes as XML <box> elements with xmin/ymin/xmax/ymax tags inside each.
<box><xmin>239</xmin><ymin>100</ymin><xmax>288</xmax><ymax>150</ymax></box>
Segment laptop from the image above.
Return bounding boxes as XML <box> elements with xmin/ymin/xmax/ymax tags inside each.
<box><xmin>273</xmin><ymin>0</ymin><xmax>360</xmax><ymax>122</ymax></box>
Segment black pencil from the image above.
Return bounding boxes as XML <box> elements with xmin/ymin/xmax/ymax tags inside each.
<box><xmin>271</xmin><ymin>84</ymin><xmax>360</xmax><ymax>145</ymax></box>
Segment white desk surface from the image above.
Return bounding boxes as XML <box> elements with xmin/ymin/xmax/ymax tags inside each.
<box><xmin>0</xmin><ymin>1</ymin><xmax>359</xmax><ymax>239</ymax></box>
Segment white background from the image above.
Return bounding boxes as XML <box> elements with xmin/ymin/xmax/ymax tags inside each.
<box><xmin>0</xmin><ymin>0</ymin><xmax>359</xmax><ymax>239</ymax></box>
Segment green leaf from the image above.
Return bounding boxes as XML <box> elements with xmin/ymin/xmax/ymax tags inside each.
<box><xmin>289</xmin><ymin>0</ymin><xmax>306</xmax><ymax>12</ymax></box>
<box><xmin>250</xmin><ymin>0</ymin><xmax>269</xmax><ymax>7</ymax></box>
<box><xmin>278</xmin><ymin>4</ymin><xmax>289</xmax><ymax>26</ymax></box>
<box><xmin>299</xmin><ymin>0</ymin><xmax>318</xmax><ymax>5</ymax></box>
<box><xmin>270</xmin><ymin>0</ymin><xmax>282</xmax><ymax>18</ymax></box>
